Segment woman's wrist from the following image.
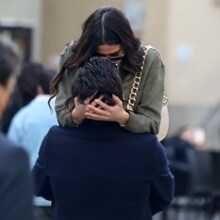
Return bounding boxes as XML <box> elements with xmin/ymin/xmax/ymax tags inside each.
<box><xmin>71</xmin><ymin>109</ymin><xmax>84</xmax><ymax>125</ymax></box>
<box><xmin>118</xmin><ymin>111</ymin><xmax>129</xmax><ymax>127</ymax></box>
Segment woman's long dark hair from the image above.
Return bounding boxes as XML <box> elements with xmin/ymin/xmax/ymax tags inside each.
<box><xmin>65</xmin><ymin>56</ymin><xmax>123</xmax><ymax>113</ymax></box>
<box><xmin>49</xmin><ymin>6</ymin><xmax>144</xmax><ymax>104</ymax></box>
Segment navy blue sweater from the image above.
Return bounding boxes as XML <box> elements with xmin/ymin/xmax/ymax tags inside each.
<box><xmin>32</xmin><ymin>121</ymin><xmax>174</xmax><ymax>220</ymax></box>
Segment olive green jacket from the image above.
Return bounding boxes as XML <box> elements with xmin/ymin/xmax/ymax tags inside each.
<box><xmin>55</xmin><ymin>42</ymin><xmax>165</xmax><ymax>134</ymax></box>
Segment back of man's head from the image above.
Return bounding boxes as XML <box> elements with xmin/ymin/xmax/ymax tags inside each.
<box><xmin>71</xmin><ymin>56</ymin><xmax>123</xmax><ymax>105</ymax></box>
<box><xmin>0</xmin><ymin>40</ymin><xmax>18</xmax><ymax>86</ymax></box>
<box><xmin>38</xmin><ymin>67</ymin><xmax>56</xmax><ymax>95</ymax></box>
<box><xmin>0</xmin><ymin>40</ymin><xmax>19</xmax><ymax>116</ymax></box>
<box><xmin>17</xmin><ymin>62</ymin><xmax>56</xmax><ymax>104</ymax></box>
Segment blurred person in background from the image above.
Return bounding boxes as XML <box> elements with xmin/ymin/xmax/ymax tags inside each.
<box><xmin>0</xmin><ymin>39</ymin><xmax>33</xmax><ymax>220</ymax></box>
<box><xmin>49</xmin><ymin>6</ymin><xmax>165</xmax><ymax>136</ymax></box>
<box><xmin>7</xmin><ymin>62</ymin><xmax>58</xmax><ymax>220</ymax></box>
<box><xmin>32</xmin><ymin>56</ymin><xmax>174</xmax><ymax>220</ymax></box>
<box><xmin>180</xmin><ymin>126</ymin><xmax>207</xmax><ymax>150</ymax></box>
<box><xmin>1</xmin><ymin>61</ymin><xmax>51</xmax><ymax>133</ymax></box>
<box><xmin>162</xmin><ymin>126</ymin><xmax>196</xmax><ymax>196</ymax></box>
<box><xmin>162</xmin><ymin>125</ymin><xmax>207</xmax><ymax>196</ymax></box>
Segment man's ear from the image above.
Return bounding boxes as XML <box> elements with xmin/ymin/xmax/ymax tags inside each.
<box><xmin>37</xmin><ymin>85</ymin><xmax>44</xmax><ymax>94</ymax></box>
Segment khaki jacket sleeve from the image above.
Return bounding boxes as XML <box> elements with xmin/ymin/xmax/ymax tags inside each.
<box><xmin>55</xmin><ymin>42</ymin><xmax>77</xmax><ymax>127</ymax></box>
<box><xmin>124</xmin><ymin>49</ymin><xmax>165</xmax><ymax>134</ymax></box>
<box><xmin>55</xmin><ymin>70</ymin><xmax>76</xmax><ymax>126</ymax></box>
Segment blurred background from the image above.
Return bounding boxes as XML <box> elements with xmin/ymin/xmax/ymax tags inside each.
<box><xmin>1</xmin><ymin>0</ymin><xmax>220</xmax><ymax>150</ymax></box>
<box><xmin>1</xmin><ymin>0</ymin><xmax>220</xmax><ymax>219</ymax></box>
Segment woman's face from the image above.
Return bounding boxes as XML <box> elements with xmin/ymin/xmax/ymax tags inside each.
<box><xmin>96</xmin><ymin>44</ymin><xmax>124</xmax><ymax>64</ymax></box>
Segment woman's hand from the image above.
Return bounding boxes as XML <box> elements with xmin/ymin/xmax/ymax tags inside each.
<box><xmin>71</xmin><ymin>95</ymin><xmax>95</xmax><ymax>124</ymax></box>
<box><xmin>85</xmin><ymin>94</ymin><xmax>129</xmax><ymax>126</ymax></box>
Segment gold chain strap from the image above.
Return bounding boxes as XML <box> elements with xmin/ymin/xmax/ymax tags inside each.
<box><xmin>127</xmin><ymin>45</ymin><xmax>148</xmax><ymax>111</ymax></box>
<box><xmin>126</xmin><ymin>45</ymin><xmax>168</xmax><ymax>112</ymax></box>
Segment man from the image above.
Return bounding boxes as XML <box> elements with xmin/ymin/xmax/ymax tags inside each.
<box><xmin>32</xmin><ymin>57</ymin><xmax>174</xmax><ymax>220</ymax></box>
<box><xmin>7</xmin><ymin>62</ymin><xmax>58</xmax><ymax>220</ymax></box>
<box><xmin>0</xmin><ymin>39</ymin><xmax>33</xmax><ymax>220</ymax></box>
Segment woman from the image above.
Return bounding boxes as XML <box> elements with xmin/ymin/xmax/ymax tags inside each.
<box><xmin>49</xmin><ymin>6</ymin><xmax>165</xmax><ymax>134</ymax></box>
<box><xmin>33</xmin><ymin>57</ymin><xmax>174</xmax><ymax>220</ymax></box>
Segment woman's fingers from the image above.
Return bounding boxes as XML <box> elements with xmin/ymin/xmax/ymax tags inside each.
<box><xmin>89</xmin><ymin>95</ymin><xmax>104</xmax><ymax>107</ymax></box>
<box><xmin>112</xmin><ymin>94</ymin><xmax>122</xmax><ymax>105</ymax></box>
<box><xmin>84</xmin><ymin>92</ymin><xmax>98</xmax><ymax>105</ymax></box>
<box><xmin>90</xmin><ymin>99</ymin><xmax>109</xmax><ymax>110</ymax></box>
<box><xmin>84</xmin><ymin>95</ymin><xmax>124</xmax><ymax>122</ymax></box>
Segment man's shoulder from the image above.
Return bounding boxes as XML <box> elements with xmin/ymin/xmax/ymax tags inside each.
<box><xmin>0</xmin><ymin>132</ymin><xmax>28</xmax><ymax>164</ymax></box>
<box><xmin>0</xmin><ymin>132</ymin><xmax>17</xmax><ymax>148</ymax></box>
<box><xmin>11</xmin><ymin>103</ymin><xmax>30</xmax><ymax>123</ymax></box>
<box><xmin>44</xmin><ymin>125</ymin><xmax>85</xmax><ymax>144</ymax></box>
<box><xmin>11</xmin><ymin>95</ymin><xmax>57</xmax><ymax>123</ymax></box>
<box><xmin>134</xmin><ymin>133</ymin><xmax>167</xmax><ymax>160</ymax></box>
<box><xmin>46</xmin><ymin>125</ymin><xmax>63</xmax><ymax>137</ymax></box>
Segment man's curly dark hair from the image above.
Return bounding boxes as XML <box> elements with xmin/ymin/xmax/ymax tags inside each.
<box><xmin>71</xmin><ymin>56</ymin><xmax>123</xmax><ymax>105</ymax></box>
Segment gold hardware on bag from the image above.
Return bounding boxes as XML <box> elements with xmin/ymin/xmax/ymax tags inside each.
<box><xmin>163</xmin><ymin>91</ymin><xmax>168</xmax><ymax>105</ymax></box>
